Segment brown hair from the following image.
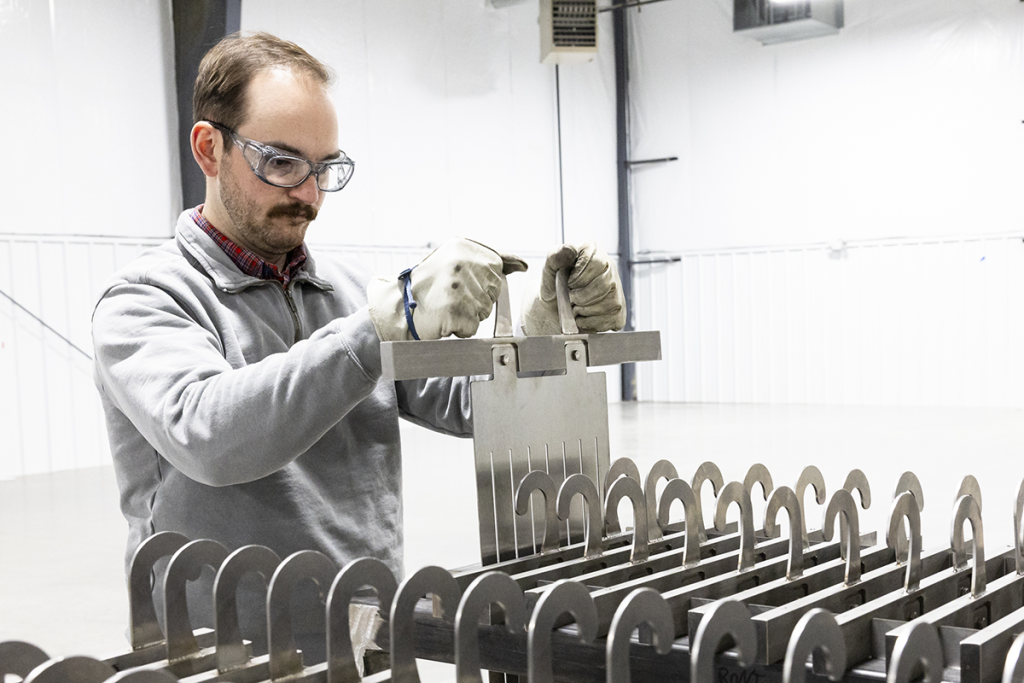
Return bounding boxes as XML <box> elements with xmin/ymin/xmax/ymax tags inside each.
<box><xmin>193</xmin><ymin>31</ymin><xmax>334</xmax><ymax>129</ymax></box>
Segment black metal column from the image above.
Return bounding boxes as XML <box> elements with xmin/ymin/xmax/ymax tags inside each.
<box><xmin>613</xmin><ymin>6</ymin><xmax>637</xmax><ymax>401</ymax></box>
<box><xmin>172</xmin><ymin>0</ymin><xmax>241</xmax><ymax>211</ymax></box>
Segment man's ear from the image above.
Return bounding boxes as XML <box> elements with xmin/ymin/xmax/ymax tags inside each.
<box><xmin>191</xmin><ymin>122</ymin><xmax>221</xmax><ymax>178</ymax></box>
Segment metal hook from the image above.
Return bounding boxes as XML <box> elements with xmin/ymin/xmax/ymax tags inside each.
<box><xmin>957</xmin><ymin>475</ymin><xmax>983</xmax><ymax>513</ymax></box>
<box><xmin>888</xmin><ymin>622</ymin><xmax>943</xmax><ymax>683</ymax></box>
<box><xmin>656</xmin><ymin>478</ymin><xmax>702</xmax><ymax>568</ymax></box>
<box><xmin>557</xmin><ymin>474</ymin><xmax>603</xmax><ymax>559</ymax></box>
<box><xmin>21</xmin><ymin>656</ymin><xmax>115</xmax><ymax>683</ymax></box>
<box><xmin>454</xmin><ymin>572</ymin><xmax>527</xmax><ymax>683</ymax></box>
<box><xmin>128</xmin><ymin>531</ymin><xmax>190</xmax><ymax>649</ymax></box>
<box><xmin>213</xmin><ymin>544</ymin><xmax>282</xmax><ymax>672</ymax></box>
<box><xmin>605</xmin><ymin>476</ymin><xmax>650</xmax><ymax>563</ymax></box>
<box><xmin>606</xmin><ymin>588</ymin><xmax>674</xmax><ymax>683</ymax></box>
<box><xmin>267</xmin><ymin>550</ymin><xmax>338</xmax><ymax>679</ymax></box>
<box><xmin>326</xmin><ymin>557</ymin><xmax>398</xmax><ymax>683</ymax></box>
<box><xmin>1002</xmin><ymin>631</ymin><xmax>1024</xmax><ymax>683</ymax></box>
<box><xmin>795</xmin><ymin>466</ymin><xmax>827</xmax><ymax>550</ymax></box>
<box><xmin>950</xmin><ymin>494</ymin><xmax>986</xmax><ymax>598</ymax></box>
<box><xmin>691</xmin><ymin>461</ymin><xmax>725</xmax><ymax>543</ymax></box>
<box><xmin>843</xmin><ymin>469</ymin><xmax>872</xmax><ymax>510</ymax></box>
<box><xmin>0</xmin><ymin>641</ymin><xmax>49</xmax><ymax>679</ymax></box>
<box><xmin>515</xmin><ymin>470</ymin><xmax>561</xmax><ymax>554</ymax></box>
<box><xmin>887</xmin><ymin>491</ymin><xmax>923</xmax><ymax>593</ymax></box>
<box><xmin>645</xmin><ymin>459</ymin><xmax>679</xmax><ymax>542</ymax></box>
<box><xmin>744</xmin><ymin>463</ymin><xmax>775</xmax><ymax>506</ymax></box>
<box><xmin>604</xmin><ymin>458</ymin><xmax>642</xmax><ymax>534</ymax></box>
<box><xmin>842</xmin><ymin>469</ymin><xmax>871</xmax><ymax>551</ymax></box>
<box><xmin>391</xmin><ymin>566</ymin><xmax>462</xmax><ymax>683</ymax></box>
<box><xmin>527</xmin><ymin>580</ymin><xmax>598</xmax><ymax>683</ymax></box>
<box><xmin>1016</xmin><ymin>478</ymin><xmax>1024</xmax><ymax>576</ymax></box>
<box><xmin>164</xmin><ymin>538</ymin><xmax>230</xmax><ymax>662</ymax></box>
<box><xmin>821</xmin><ymin>489</ymin><xmax>862</xmax><ymax>586</ymax></box>
<box><xmin>783</xmin><ymin>608</ymin><xmax>846</xmax><ymax>683</ymax></box>
<box><xmin>892</xmin><ymin>472</ymin><xmax>925</xmax><ymax>564</ymax></box>
<box><xmin>714</xmin><ymin>481</ymin><xmax>756</xmax><ymax>572</ymax></box>
<box><xmin>690</xmin><ymin>600</ymin><xmax>757</xmax><ymax>683</ymax></box>
<box><xmin>764</xmin><ymin>486</ymin><xmax>804</xmax><ymax>581</ymax></box>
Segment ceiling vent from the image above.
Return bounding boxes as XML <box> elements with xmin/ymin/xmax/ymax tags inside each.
<box><xmin>540</xmin><ymin>0</ymin><xmax>598</xmax><ymax>64</ymax></box>
<box><xmin>734</xmin><ymin>0</ymin><xmax>843</xmax><ymax>45</ymax></box>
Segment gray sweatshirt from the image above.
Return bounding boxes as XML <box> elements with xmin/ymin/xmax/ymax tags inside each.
<box><xmin>92</xmin><ymin>211</ymin><xmax>472</xmax><ymax>652</ymax></box>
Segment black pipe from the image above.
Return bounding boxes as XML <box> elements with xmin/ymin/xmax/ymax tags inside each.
<box><xmin>613</xmin><ymin>4</ymin><xmax>637</xmax><ymax>401</ymax></box>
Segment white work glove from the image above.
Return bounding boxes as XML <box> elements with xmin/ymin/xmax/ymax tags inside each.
<box><xmin>521</xmin><ymin>242</ymin><xmax>626</xmax><ymax>335</ymax></box>
<box><xmin>367</xmin><ymin>237</ymin><xmax>528</xmax><ymax>342</ymax></box>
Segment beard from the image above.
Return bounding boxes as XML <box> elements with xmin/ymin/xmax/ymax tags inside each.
<box><xmin>219</xmin><ymin>156</ymin><xmax>318</xmax><ymax>259</ymax></box>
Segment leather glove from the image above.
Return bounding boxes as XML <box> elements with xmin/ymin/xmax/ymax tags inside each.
<box><xmin>367</xmin><ymin>237</ymin><xmax>528</xmax><ymax>341</ymax></box>
<box><xmin>521</xmin><ymin>242</ymin><xmax>626</xmax><ymax>335</ymax></box>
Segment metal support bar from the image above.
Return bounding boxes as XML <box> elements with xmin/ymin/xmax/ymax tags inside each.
<box><xmin>613</xmin><ymin>4</ymin><xmax>636</xmax><ymax>402</ymax></box>
<box><xmin>172</xmin><ymin>0</ymin><xmax>241</xmax><ymax>211</ymax></box>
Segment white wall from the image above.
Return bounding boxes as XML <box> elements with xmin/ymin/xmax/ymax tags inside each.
<box><xmin>627</xmin><ymin>0</ymin><xmax>1024</xmax><ymax>409</ymax></box>
<box><xmin>241</xmin><ymin>0</ymin><xmax>619</xmax><ymax>254</ymax></box>
<box><xmin>628</xmin><ymin>0</ymin><xmax>1024</xmax><ymax>253</ymax></box>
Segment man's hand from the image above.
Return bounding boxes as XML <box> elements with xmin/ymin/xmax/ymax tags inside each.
<box><xmin>368</xmin><ymin>238</ymin><xmax>527</xmax><ymax>341</ymax></box>
<box><xmin>521</xmin><ymin>242</ymin><xmax>626</xmax><ymax>335</ymax></box>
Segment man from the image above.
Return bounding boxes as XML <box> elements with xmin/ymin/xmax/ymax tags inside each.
<box><xmin>92</xmin><ymin>31</ymin><xmax>625</xmax><ymax>660</ymax></box>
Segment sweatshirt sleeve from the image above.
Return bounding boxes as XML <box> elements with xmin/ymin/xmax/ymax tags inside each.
<box><xmin>92</xmin><ymin>280</ymin><xmax>384</xmax><ymax>487</ymax></box>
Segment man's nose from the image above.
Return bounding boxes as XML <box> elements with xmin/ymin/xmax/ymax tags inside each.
<box><xmin>289</xmin><ymin>174</ymin><xmax>320</xmax><ymax>204</ymax></box>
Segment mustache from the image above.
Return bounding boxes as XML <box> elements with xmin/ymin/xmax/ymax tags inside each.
<box><xmin>268</xmin><ymin>203</ymin><xmax>317</xmax><ymax>221</ymax></box>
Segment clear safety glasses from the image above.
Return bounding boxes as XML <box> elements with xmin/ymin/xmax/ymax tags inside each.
<box><xmin>208</xmin><ymin>121</ymin><xmax>355</xmax><ymax>192</ymax></box>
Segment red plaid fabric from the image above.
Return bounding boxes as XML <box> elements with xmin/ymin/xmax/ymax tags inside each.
<box><xmin>190</xmin><ymin>206</ymin><xmax>307</xmax><ymax>287</ymax></box>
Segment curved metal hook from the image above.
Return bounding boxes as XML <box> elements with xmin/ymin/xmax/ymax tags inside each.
<box><xmin>888</xmin><ymin>622</ymin><xmax>943</xmax><ymax>683</ymax></box>
<box><xmin>128</xmin><ymin>531</ymin><xmax>190</xmax><ymax>649</ymax></box>
<box><xmin>821</xmin><ymin>489</ymin><xmax>862</xmax><ymax>586</ymax></box>
<box><xmin>783</xmin><ymin>608</ymin><xmax>847</xmax><ymax>683</ymax></box>
<box><xmin>744</xmin><ymin>463</ymin><xmax>775</xmax><ymax>505</ymax></box>
<box><xmin>392</xmin><ymin>566</ymin><xmax>462</xmax><ymax>683</ymax></box>
<box><xmin>604</xmin><ymin>458</ymin><xmax>642</xmax><ymax>535</ymax></box>
<box><xmin>327</xmin><ymin>557</ymin><xmax>398</xmax><ymax>683</ymax></box>
<box><xmin>891</xmin><ymin>472</ymin><xmax>925</xmax><ymax>564</ymax></box>
<box><xmin>1016</xmin><ymin>479</ymin><xmax>1024</xmax><ymax>576</ymax></box>
<box><xmin>714</xmin><ymin>482</ymin><xmax>756</xmax><ymax>572</ymax></box>
<box><xmin>515</xmin><ymin>470</ymin><xmax>561</xmax><ymax>554</ymax></box>
<box><xmin>795</xmin><ymin>466</ymin><xmax>827</xmax><ymax>550</ymax></box>
<box><xmin>21</xmin><ymin>656</ymin><xmax>115</xmax><ymax>683</ymax></box>
<box><xmin>951</xmin><ymin>494</ymin><xmax>986</xmax><ymax>598</ymax></box>
<box><xmin>527</xmin><ymin>580</ymin><xmax>598</xmax><ymax>683</ymax></box>
<box><xmin>605</xmin><ymin>476</ymin><xmax>650</xmax><ymax>564</ymax></box>
<box><xmin>0</xmin><ymin>641</ymin><xmax>49</xmax><ymax>679</ymax></box>
<box><xmin>267</xmin><ymin>550</ymin><xmax>338</xmax><ymax>679</ymax></box>
<box><xmin>164</xmin><ymin>538</ymin><xmax>230</xmax><ymax>662</ymax></box>
<box><xmin>213</xmin><ymin>544</ymin><xmax>282</xmax><ymax>672</ymax></box>
<box><xmin>887</xmin><ymin>491</ymin><xmax>923</xmax><ymax>593</ymax></box>
<box><xmin>957</xmin><ymin>475</ymin><xmax>983</xmax><ymax>513</ymax></box>
<box><xmin>1002</xmin><ymin>631</ymin><xmax>1024</xmax><ymax>683</ymax></box>
<box><xmin>454</xmin><ymin>572</ymin><xmax>528</xmax><ymax>683</ymax></box>
<box><xmin>657</xmin><ymin>478</ymin><xmax>702</xmax><ymax>568</ymax></box>
<box><xmin>557</xmin><ymin>474</ymin><xmax>603</xmax><ymax>559</ymax></box>
<box><xmin>843</xmin><ymin>469</ymin><xmax>872</xmax><ymax>511</ymax></box>
<box><xmin>764</xmin><ymin>486</ymin><xmax>804</xmax><ymax>581</ymax></box>
<box><xmin>691</xmin><ymin>461</ymin><xmax>725</xmax><ymax>543</ymax></box>
<box><xmin>645</xmin><ymin>459</ymin><xmax>679</xmax><ymax>542</ymax></box>
<box><xmin>606</xmin><ymin>588</ymin><xmax>674</xmax><ymax>683</ymax></box>
<box><xmin>690</xmin><ymin>600</ymin><xmax>757</xmax><ymax>683</ymax></box>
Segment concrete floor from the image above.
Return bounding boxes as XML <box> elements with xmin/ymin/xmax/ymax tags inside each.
<box><xmin>2</xmin><ymin>402</ymin><xmax>1022</xmax><ymax>678</ymax></box>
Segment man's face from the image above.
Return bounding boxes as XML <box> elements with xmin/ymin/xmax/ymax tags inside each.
<box><xmin>218</xmin><ymin>68</ymin><xmax>340</xmax><ymax>261</ymax></box>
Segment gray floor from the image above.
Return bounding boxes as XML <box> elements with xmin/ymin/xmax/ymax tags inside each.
<box><xmin>2</xmin><ymin>402</ymin><xmax>1022</xmax><ymax>677</ymax></box>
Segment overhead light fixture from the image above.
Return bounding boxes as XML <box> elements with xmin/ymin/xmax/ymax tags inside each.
<box><xmin>734</xmin><ymin>0</ymin><xmax>843</xmax><ymax>45</ymax></box>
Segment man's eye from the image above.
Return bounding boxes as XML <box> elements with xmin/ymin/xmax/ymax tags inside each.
<box><xmin>267</xmin><ymin>156</ymin><xmax>299</xmax><ymax>172</ymax></box>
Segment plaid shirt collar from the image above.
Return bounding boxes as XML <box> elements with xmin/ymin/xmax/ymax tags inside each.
<box><xmin>190</xmin><ymin>206</ymin><xmax>307</xmax><ymax>287</ymax></box>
